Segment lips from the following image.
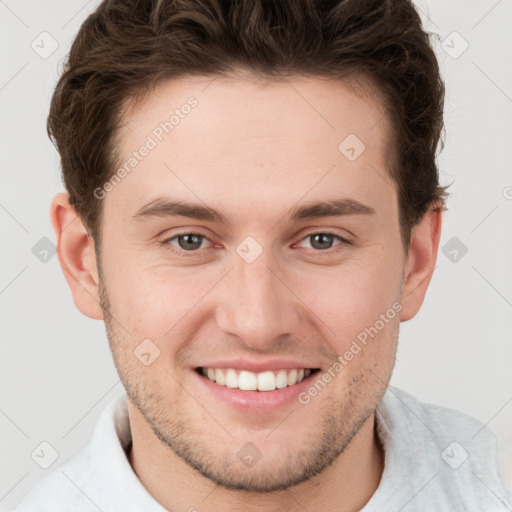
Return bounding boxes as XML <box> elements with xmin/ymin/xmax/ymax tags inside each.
<box><xmin>192</xmin><ymin>363</ymin><xmax>322</xmax><ymax>413</ymax></box>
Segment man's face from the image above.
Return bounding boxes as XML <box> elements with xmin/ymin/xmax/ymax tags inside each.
<box><xmin>97</xmin><ymin>74</ymin><xmax>405</xmax><ymax>491</ymax></box>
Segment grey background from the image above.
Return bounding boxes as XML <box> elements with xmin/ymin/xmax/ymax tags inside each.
<box><xmin>1</xmin><ymin>0</ymin><xmax>511</xmax><ymax>509</ymax></box>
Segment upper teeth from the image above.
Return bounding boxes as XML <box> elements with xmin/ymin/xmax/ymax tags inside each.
<box><xmin>201</xmin><ymin>368</ymin><xmax>312</xmax><ymax>391</ymax></box>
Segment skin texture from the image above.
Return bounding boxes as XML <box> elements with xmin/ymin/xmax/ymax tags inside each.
<box><xmin>51</xmin><ymin>73</ymin><xmax>442</xmax><ymax>511</ymax></box>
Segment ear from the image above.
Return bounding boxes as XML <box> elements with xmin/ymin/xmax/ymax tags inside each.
<box><xmin>50</xmin><ymin>192</ymin><xmax>104</xmax><ymax>320</ymax></box>
<box><xmin>399</xmin><ymin>204</ymin><xmax>443</xmax><ymax>322</ymax></box>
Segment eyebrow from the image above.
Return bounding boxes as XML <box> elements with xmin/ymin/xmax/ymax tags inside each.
<box><xmin>132</xmin><ymin>197</ymin><xmax>376</xmax><ymax>225</ymax></box>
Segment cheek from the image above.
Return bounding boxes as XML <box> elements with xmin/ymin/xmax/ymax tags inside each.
<box><xmin>292</xmin><ymin>251</ymin><xmax>402</xmax><ymax>346</ymax></box>
<box><xmin>105</xmin><ymin>262</ymin><xmax>215</xmax><ymax>342</ymax></box>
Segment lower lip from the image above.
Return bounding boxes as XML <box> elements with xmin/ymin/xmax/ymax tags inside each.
<box><xmin>191</xmin><ymin>369</ymin><xmax>320</xmax><ymax>413</ymax></box>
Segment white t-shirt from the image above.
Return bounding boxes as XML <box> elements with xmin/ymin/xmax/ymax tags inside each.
<box><xmin>9</xmin><ymin>385</ymin><xmax>512</xmax><ymax>511</ymax></box>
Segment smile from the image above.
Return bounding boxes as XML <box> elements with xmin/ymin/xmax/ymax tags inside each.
<box><xmin>196</xmin><ymin>367</ymin><xmax>321</xmax><ymax>392</ymax></box>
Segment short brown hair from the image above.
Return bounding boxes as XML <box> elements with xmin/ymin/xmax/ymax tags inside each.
<box><xmin>47</xmin><ymin>0</ymin><xmax>450</xmax><ymax>251</ymax></box>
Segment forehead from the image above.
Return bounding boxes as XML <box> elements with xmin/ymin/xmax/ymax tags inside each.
<box><xmin>110</xmin><ymin>73</ymin><xmax>394</xmax><ymax>223</ymax></box>
<box><xmin>120</xmin><ymin>72</ymin><xmax>389</xmax><ymax>150</ymax></box>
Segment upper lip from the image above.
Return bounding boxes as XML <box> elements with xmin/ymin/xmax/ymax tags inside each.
<box><xmin>194</xmin><ymin>359</ymin><xmax>320</xmax><ymax>373</ymax></box>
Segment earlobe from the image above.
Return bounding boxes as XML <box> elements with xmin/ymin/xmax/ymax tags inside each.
<box><xmin>50</xmin><ymin>193</ymin><xmax>104</xmax><ymax>320</ymax></box>
<box><xmin>399</xmin><ymin>205</ymin><xmax>443</xmax><ymax>322</ymax></box>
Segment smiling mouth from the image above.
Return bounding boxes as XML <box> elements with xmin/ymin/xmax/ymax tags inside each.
<box><xmin>195</xmin><ymin>367</ymin><xmax>321</xmax><ymax>392</ymax></box>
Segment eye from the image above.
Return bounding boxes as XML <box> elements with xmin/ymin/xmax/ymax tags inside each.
<box><xmin>295</xmin><ymin>231</ymin><xmax>350</xmax><ymax>253</ymax></box>
<box><xmin>164</xmin><ymin>232</ymin><xmax>212</xmax><ymax>254</ymax></box>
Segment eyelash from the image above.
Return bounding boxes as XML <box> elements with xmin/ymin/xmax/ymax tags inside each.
<box><xmin>160</xmin><ymin>230</ymin><xmax>351</xmax><ymax>257</ymax></box>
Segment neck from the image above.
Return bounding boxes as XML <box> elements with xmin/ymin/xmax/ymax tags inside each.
<box><xmin>127</xmin><ymin>408</ymin><xmax>384</xmax><ymax>512</ymax></box>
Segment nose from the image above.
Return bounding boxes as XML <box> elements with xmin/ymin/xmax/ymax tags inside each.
<box><xmin>215</xmin><ymin>243</ymin><xmax>302</xmax><ymax>351</ymax></box>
